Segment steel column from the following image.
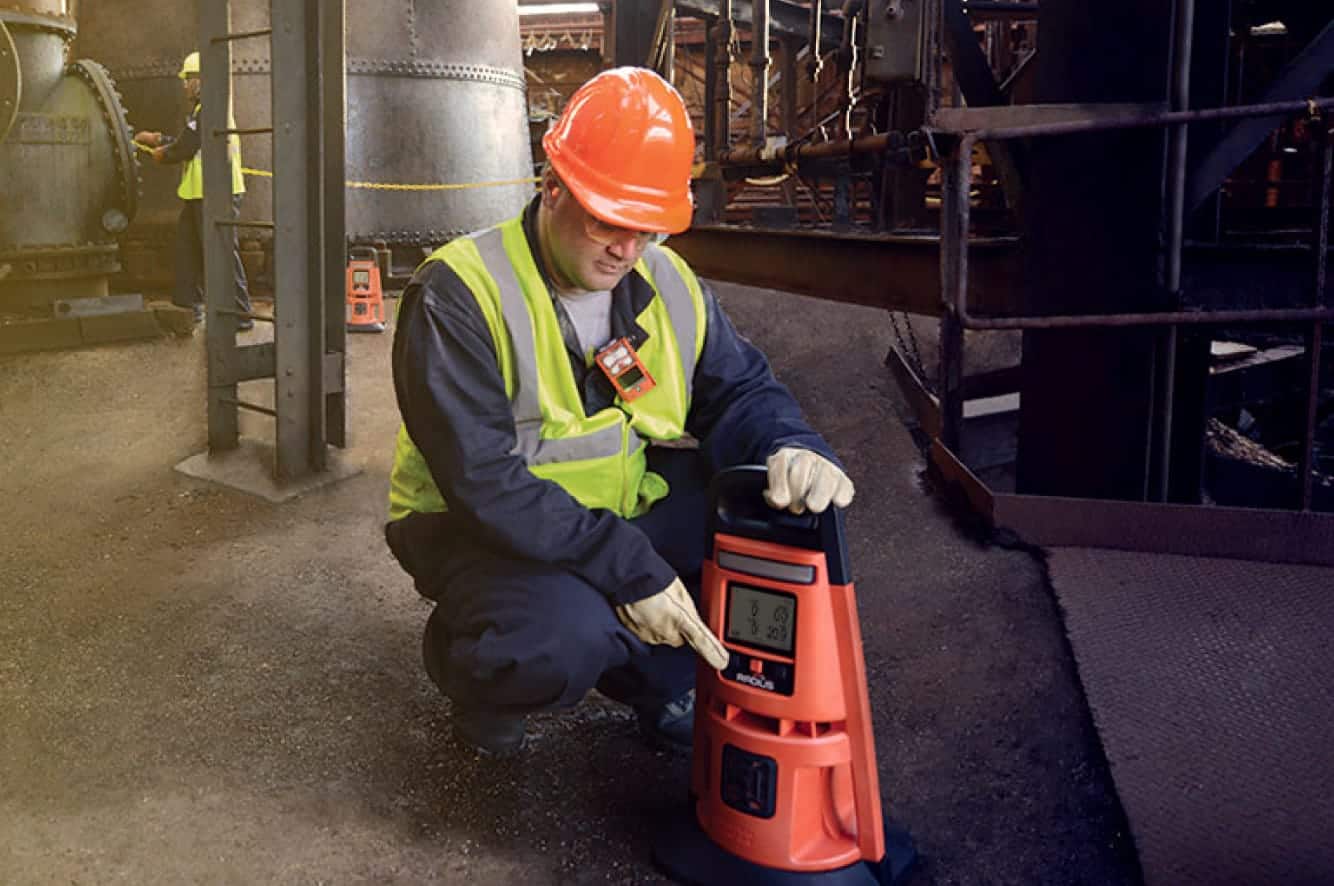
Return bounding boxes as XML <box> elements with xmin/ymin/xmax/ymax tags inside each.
<box><xmin>806</xmin><ymin>0</ymin><xmax>823</xmax><ymax>141</ymax></box>
<box><xmin>272</xmin><ymin>0</ymin><xmax>312</xmax><ymax>479</ymax></box>
<box><xmin>200</xmin><ymin>0</ymin><xmax>241</xmax><ymax>453</ymax></box>
<box><xmin>781</xmin><ymin>36</ymin><xmax>798</xmax><ymax>138</ymax></box>
<box><xmin>749</xmin><ymin>0</ymin><xmax>769</xmax><ymax>147</ymax></box>
<box><xmin>714</xmin><ymin>0</ymin><xmax>734</xmax><ymax>154</ymax></box>
<box><xmin>319</xmin><ymin>0</ymin><xmax>347</xmax><ymax>451</ymax></box>
<box><xmin>703</xmin><ymin>16</ymin><xmax>718</xmax><ymax>160</ymax></box>
<box><xmin>1014</xmin><ymin>0</ymin><xmax>1168</xmax><ymax>501</ymax></box>
<box><xmin>271</xmin><ymin>0</ymin><xmax>344</xmax><ymax>481</ymax></box>
<box><xmin>614</xmin><ymin>0</ymin><xmax>658</xmax><ymax>69</ymax></box>
<box><xmin>1153</xmin><ymin>0</ymin><xmax>1196</xmax><ymax>502</ymax></box>
<box><xmin>1300</xmin><ymin>118</ymin><xmax>1332</xmax><ymax>511</ymax></box>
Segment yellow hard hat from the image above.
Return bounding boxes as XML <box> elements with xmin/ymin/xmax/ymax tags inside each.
<box><xmin>178</xmin><ymin>51</ymin><xmax>200</xmax><ymax>80</ymax></box>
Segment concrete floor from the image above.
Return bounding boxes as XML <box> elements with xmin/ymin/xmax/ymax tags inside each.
<box><xmin>0</xmin><ymin>282</ymin><xmax>1140</xmax><ymax>884</ymax></box>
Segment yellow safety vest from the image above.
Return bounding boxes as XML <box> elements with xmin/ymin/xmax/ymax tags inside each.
<box><xmin>388</xmin><ymin>214</ymin><xmax>707</xmax><ymax>522</ymax></box>
<box><xmin>178</xmin><ymin>102</ymin><xmax>246</xmax><ymax>200</ymax></box>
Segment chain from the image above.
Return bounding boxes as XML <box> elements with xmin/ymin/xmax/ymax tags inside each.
<box><xmin>889</xmin><ymin>311</ymin><xmax>933</xmax><ymax>394</ymax></box>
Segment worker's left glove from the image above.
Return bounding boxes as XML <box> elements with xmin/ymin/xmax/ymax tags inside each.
<box><xmin>764</xmin><ymin>447</ymin><xmax>855</xmax><ymax>514</ymax></box>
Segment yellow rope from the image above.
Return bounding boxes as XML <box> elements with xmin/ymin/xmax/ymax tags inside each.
<box><xmin>243</xmin><ymin>166</ymin><xmax>538</xmax><ymax>192</ymax></box>
<box><xmin>344</xmin><ymin>176</ymin><xmax>540</xmax><ymax>192</ymax></box>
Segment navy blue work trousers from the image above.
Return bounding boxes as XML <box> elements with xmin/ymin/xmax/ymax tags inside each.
<box><xmin>385</xmin><ymin>447</ymin><xmax>712</xmax><ymax>714</ymax></box>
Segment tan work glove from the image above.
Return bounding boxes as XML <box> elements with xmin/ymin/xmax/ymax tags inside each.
<box><xmin>764</xmin><ymin>447</ymin><xmax>855</xmax><ymax>514</ymax></box>
<box><xmin>615</xmin><ymin>577</ymin><xmax>730</xmax><ymax>670</ymax></box>
<box><xmin>133</xmin><ymin>130</ymin><xmax>162</xmax><ymax>147</ymax></box>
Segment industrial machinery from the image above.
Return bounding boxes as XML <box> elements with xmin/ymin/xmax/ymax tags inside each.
<box><xmin>0</xmin><ymin>1</ymin><xmax>139</xmax><ymax>329</ymax></box>
<box><xmin>74</xmin><ymin>0</ymin><xmax>535</xmax><ymax>288</ymax></box>
<box><xmin>641</xmin><ymin>0</ymin><xmax>1333</xmax><ymax>551</ymax></box>
<box><xmin>655</xmin><ymin>466</ymin><xmax>915</xmax><ymax>886</ymax></box>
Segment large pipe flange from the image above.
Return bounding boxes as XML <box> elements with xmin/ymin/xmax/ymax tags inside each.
<box><xmin>69</xmin><ymin>58</ymin><xmax>140</xmax><ymax>224</ymax></box>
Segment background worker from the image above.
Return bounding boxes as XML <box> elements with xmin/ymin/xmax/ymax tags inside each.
<box><xmin>134</xmin><ymin>51</ymin><xmax>253</xmax><ymax>330</ymax></box>
<box><xmin>385</xmin><ymin>68</ymin><xmax>855</xmax><ymax>757</ymax></box>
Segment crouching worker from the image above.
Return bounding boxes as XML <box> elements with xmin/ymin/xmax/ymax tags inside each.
<box><xmin>385</xmin><ymin>68</ymin><xmax>855</xmax><ymax>756</ymax></box>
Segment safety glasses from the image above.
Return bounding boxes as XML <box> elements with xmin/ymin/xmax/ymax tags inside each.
<box><xmin>581</xmin><ymin>214</ymin><xmax>669</xmax><ymax>249</ymax></box>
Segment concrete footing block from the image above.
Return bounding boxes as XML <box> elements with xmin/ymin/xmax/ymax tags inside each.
<box><xmin>174</xmin><ymin>438</ymin><xmax>364</xmax><ymax>503</ymax></box>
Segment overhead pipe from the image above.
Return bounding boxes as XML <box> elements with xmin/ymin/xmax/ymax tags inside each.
<box><xmin>721</xmin><ymin>95</ymin><xmax>1334</xmax><ymax>172</ymax></box>
<box><xmin>720</xmin><ymin>125</ymin><xmax>894</xmax><ymax>166</ymax></box>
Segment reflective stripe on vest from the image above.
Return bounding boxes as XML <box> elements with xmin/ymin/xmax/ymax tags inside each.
<box><xmin>640</xmin><ymin>246</ymin><xmax>699</xmax><ymax>390</ymax></box>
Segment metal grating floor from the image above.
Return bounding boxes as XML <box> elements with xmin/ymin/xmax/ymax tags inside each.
<box><xmin>1046</xmin><ymin>548</ymin><xmax>1334</xmax><ymax>886</ymax></box>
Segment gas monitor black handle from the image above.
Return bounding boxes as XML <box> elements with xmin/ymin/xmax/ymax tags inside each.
<box><xmin>707</xmin><ymin>465</ymin><xmax>852</xmax><ymax>586</ymax></box>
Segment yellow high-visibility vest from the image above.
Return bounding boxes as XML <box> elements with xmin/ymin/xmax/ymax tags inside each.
<box><xmin>177</xmin><ymin>102</ymin><xmax>246</xmax><ymax>199</ymax></box>
<box><xmin>388</xmin><ymin>214</ymin><xmax>707</xmax><ymax>522</ymax></box>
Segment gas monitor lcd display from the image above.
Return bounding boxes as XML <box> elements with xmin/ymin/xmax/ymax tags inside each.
<box><xmin>726</xmin><ymin>584</ymin><xmax>796</xmax><ymax>655</ymax></box>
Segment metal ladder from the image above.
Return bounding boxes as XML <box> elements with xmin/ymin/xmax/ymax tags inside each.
<box><xmin>197</xmin><ymin>0</ymin><xmax>347</xmax><ymax>484</ymax></box>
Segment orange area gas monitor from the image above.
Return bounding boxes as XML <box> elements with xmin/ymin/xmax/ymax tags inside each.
<box><xmin>654</xmin><ymin>465</ymin><xmax>915</xmax><ymax>886</ymax></box>
<box><xmin>345</xmin><ymin>246</ymin><xmax>386</xmax><ymax>333</ymax></box>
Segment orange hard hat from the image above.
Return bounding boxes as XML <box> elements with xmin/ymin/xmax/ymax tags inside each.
<box><xmin>543</xmin><ymin>67</ymin><xmax>695</xmax><ymax>235</ymax></box>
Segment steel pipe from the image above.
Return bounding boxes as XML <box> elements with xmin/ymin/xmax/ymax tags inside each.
<box><xmin>750</xmin><ymin>0</ymin><xmax>769</xmax><ymax>147</ymax></box>
<box><xmin>719</xmin><ymin>128</ymin><xmax>893</xmax><ymax>166</ymax></box>
<box><xmin>936</xmin><ymin>95</ymin><xmax>1334</xmax><ymax>140</ymax></box>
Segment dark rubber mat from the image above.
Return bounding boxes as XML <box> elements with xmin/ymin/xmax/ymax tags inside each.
<box><xmin>1046</xmin><ymin>548</ymin><xmax>1334</xmax><ymax>886</ymax></box>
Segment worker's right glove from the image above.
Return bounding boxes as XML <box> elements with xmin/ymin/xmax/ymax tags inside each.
<box><xmin>764</xmin><ymin>447</ymin><xmax>855</xmax><ymax>514</ymax></box>
<box><xmin>615</xmin><ymin>577</ymin><xmax>730</xmax><ymax>670</ymax></box>
<box><xmin>133</xmin><ymin>130</ymin><xmax>162</xmax><ymax>148</ymax></box>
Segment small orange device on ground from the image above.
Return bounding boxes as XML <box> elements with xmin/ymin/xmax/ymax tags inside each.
<box><xmin>654</xmin><ymin>465</ymin><xmax>915</xmax><ymax>885</ymax></box>
<box><xmin>346</xmin><ymin>246</ymin><xmax>386</xmax><ymax>333</ymax></box>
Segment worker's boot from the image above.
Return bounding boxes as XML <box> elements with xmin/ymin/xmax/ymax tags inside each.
<box><xmin>636</xmin><ymin>688</ymin><xmax>695</xmax><ymax>753</ymax></box>
<box><xmin>452</xmin><ymin>706</ymin><xmax>527</xmax><ymax>757</ymax></box>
